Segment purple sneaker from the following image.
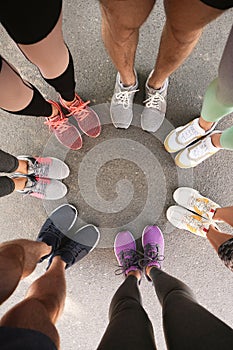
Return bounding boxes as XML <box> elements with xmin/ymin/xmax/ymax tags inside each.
<box><xmin>142</xmin><ymin>225</ymin><xmax>165</xmax><ymax>279</ymax></box>
<box><xmin>114</xmin><ymin>231</ymin><xmax>142</xmax><ymax>276</ymax></box>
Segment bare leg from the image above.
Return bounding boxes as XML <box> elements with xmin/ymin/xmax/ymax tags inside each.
<box><xmin>149</xmin><ymin>0</ymin><xmax>224</xmax><ymax>89</ymax></box>
<box><xmin>0</xmin><ymin>239</ymin><xmax>51</xmax><ymax>305</ymax></box>
<box><xmin>0</xmin><ymin>256</ymin><xmax>66</xmax><ymax>349</ymax></box>
<box><xmin>206</xmin><ymin>225</ymin><xmax>233</xmax><ymax>253</ymax></box>
<box><xmin>213</xmin><ymin>207</ymin><xmax>233</xmax><ymax>227</ymax></box>
<box><xmin>100</xmin><ymin>0</ymin><xmax>155</xmax><ymax>86</ymax></box>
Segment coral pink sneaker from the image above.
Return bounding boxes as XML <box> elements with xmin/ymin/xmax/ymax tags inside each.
<box><xmin>44</xmin><ymin>100</ymin><xmax>82</xmax><ymax>150</ymax></box>
<box><xmin>60</xmin><ymin>93</ymin><xmax>101</xmax><ymax>138</ymax></box>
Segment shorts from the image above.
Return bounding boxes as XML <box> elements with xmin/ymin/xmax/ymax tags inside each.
<box><xmin>200</xmin><ymin>0</ymin><xmax>233</xmax><ymax>9</ymax></box>
<box><xmin>0</xmin><ymin>326</ymin><xmax>57</xmax><ymax>350</ymax></box>
<box><xmin>0</xmin><ymin>0</ymin><xmax>62</xmax><ymax>44</ymax></box>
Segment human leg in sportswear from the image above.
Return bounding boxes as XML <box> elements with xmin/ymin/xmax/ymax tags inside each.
<box><xmin>149</xmin><ymin>267</ymin><xmax>233</xmax><ymax>350</ymax></box>
<box><xmin>200</xmin><ymin>25</ymin><xmax>233</xmax><ymax>123</ymax></box>
<box><xmin>97</xmin><ymin>275</ymin><xmax>157</xmax><ymax>350</ymax></box>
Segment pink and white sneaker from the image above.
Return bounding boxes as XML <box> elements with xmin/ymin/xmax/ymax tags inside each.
<box><xmin>60</xmin><ymin>93</ymin><xmax>101</xmax><ymax>138</ymax></box>
<box><xmin>44</xmin><ymin>100</ymin><xmax>83</xmax><ymax>150</ymax></box>
<box><xmin>17</xmin><ymin>156</ymin><xmax>69</xmax><ymax>180</ymax></box>
<box><xmin>13</xmin><ymin>174</ymin><xmax>67</xmax><ymax>200</ymax></box>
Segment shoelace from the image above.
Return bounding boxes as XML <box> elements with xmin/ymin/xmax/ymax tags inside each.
<box><xmin>115</xmin><ymin>89</ymin><xmax>139</xmax><ymax>109</ymax></box>
<box><xmin>44</xmin><ymin>116</ymin><xmax>70</xmax><ymax>133</ymax></box>
<box><xmin>31</xmin><ymin>160</ymin><xmax>50</xmax><ymax>178</ymax></box>
<box><xmin>25</xmin><ymin>178</ymin><xmax>49</xmax><ymax>198</ymax></box>
<box><xmin>61</xmin><ymin>241</ymin><xmax>87</xmax><ymax>262</ymax></box>
<box><xmin>144</xmin><ymin>92</ymin><xmax>164</xmax><ymax>109</ymax></box>
<box><xmin>178</xmin><ymin>124</ymin><xmax>199</xmax><ymax>144</ymax></box>
<box><xmin>65</xmin><ymin>96</ymin><xmax>90</xmax><ymax>121</ymax></box>
<box><xmin>139</xmin><ymin>243</ymin><xmax>164</xmax><ymax>269</ymax></box>
<box><xmin>182</xmin><ymin>213</ymin><xmax>206</xmax><ymax>231</ymax></box>
<box><xmin>115</xmin><ymin>249</ymin><xmax>142</xmax><ymax>275</ymax></box>
<box><xmin>190</xmin><ymin>196</ymin><xmax>214</xmax><ymax>215</ymax></box>
<box><xmin>189</xmin><ymin>139</ymin><xmax>209</xmax><ymax>159</ymax></box>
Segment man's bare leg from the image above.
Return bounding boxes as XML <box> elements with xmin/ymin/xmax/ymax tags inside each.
<box><xmin>0</xmin><ymin>241</ymin><xmax>65</xmax><ymax>349</ymax></box>
<box><xmin>149</xmin><ymin>0</ymin><xmax>224</xmax><ymax>89</ymax></box>
<box><xmin>100</xmin><ymin>0</ymin><xmax>155</xmax><ymax>86</ymax></box>
<box><xmin>0</xmin><ymin>239</ymin><xmax>51</xmax><ymax>305</ymax></box>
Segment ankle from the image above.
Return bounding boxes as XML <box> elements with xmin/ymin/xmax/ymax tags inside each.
<box><xmin>16</xmin><ymin>160</ymin><xmax>28</xmax><ymax>174</ymax></box>
<box><xmin>213</xmin><ymin>208</ymin><xmax>221</xmax><ymax>221</ymax></box>
<box><xmin>13</xmin><ymin>177</ymin><xmax>27</xmax><ymax>191</ymax></box>
<box><xmin>148</xmin><ymin>77</ymin><xmax>165</xmax><ymax>90</ymax></box>
<box><xmin>211</xmin><ymin>133</ymin><xmax>222</xmax><ymax>148</ymax></box>
<box><xmin>120</xmin><ymin>72</ymin><xmax>136</xmax><ymax>87</ymax></box>
<box><xmin>127</xmin><ymin>270</ymin><xmax>141</xmax><ymax>281</ymax></box>
<box><xmin>49</xmin><ymin>104</ymin><xmax>59</xmax><ymax>118</ymax></box>
<box><xmin>198</xmin><ymin>116</ymin><xmax>214</xmax><ymax>132</ymax></box>
<box><xmin>60</xmin><ymin>96</ymin><xmax>76</xmax><ymax>107</ymax></box>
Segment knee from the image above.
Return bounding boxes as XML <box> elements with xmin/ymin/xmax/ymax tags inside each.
<box><xmin>166</xmin><ymin>21</ymin><xmax>203</xmax><ymax>46</ymax></box>
<box><xmin>101</xmin><ymin>7</ymin><xmax>139</xmax><ymax>45</ymax></box>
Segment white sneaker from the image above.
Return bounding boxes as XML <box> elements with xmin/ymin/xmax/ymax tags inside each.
<box><xmin>173</xmin><ymin>187</ymin><xmax>221</xmax><ymax>220</ymax></box>
<box><xmin>166</xmin><ymin>205</ymin><xmax>216</xmax><ymax>238</ymax></box>
<box><xmin>110</xmin><ymin>72</ymin><xmax>139</xmax><ymax>129</ymax></box>
<box><xmin>164</xmin><ymin>118</ymin><xmax>217</xmax><ymax>153</ymax></box>
<box><xmin>141</xmin><ymin>71</ymin><xmax>168</xmax><ymax>132</ymax></box>
<box><xmin>175</xmin><ymin>131</ymin><xmax>221</xmax><ymax>168</ymax></box>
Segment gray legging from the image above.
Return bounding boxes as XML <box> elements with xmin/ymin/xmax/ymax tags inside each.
<box><xmin>97</xmin><ymin>269</ymin><xmax>233</xmax><ymax>350</ymax></box>
<box><xmin>0</xmin><ymin>149</ymin><xmax>19</xmax><ymax>197</ymax></box>
<box><xmin>201</xmin><ymin>25</ymin><xmax>233</xmax><ymax>150</ymax></box>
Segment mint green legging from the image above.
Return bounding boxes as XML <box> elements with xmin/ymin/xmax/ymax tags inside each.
<box><xmin>201</xmin><ymin>25</ymin><xmax>233</xmax><ymax>150</ymax></box>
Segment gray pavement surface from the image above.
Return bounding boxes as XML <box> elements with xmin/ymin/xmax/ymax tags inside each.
<box><xmin>1</xmin><ymin>1</ymin><xmax>233</xmax><ymax>349</ymax></box>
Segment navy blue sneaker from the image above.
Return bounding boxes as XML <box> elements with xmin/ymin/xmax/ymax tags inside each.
<box><xmin>48</xmin><ymin>224</ymin><xmax>100</xmax><ymax>269</ymax></box>
<box><xmin>37</xmin><ymin>204</ymin><xmax>78</xmax><ymax>261</ymax></box>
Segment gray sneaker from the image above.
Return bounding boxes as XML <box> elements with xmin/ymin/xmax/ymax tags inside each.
<box><xmin>110</xmin><ymin>72</ymin><xmax>139</xmax><ymax>129</ymax></box>
<box><xmin>141</xmin><ymin>71</ymin><xmax>168</xmax><ymax>132</ymax></box>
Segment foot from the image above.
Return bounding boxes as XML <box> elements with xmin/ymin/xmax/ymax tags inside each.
<box><xmin>164</xmin><ymin>118</ymin><xmax>217</xmax><ymax>153</ymax></box>
<box><xmin>173</xmin><ymin>187</ymin><xmax>221</xmax><ymax>221</ymax></box>
<box><xmin>37</xmin><ymin>204</ymin><xmax>78</xmax><ymax>261</ymax></box>
<box><xmin>12</xmin><ymin>174</ymin><xmax>67</xmax><ymax>200</ymax></box>
<box><xmin>175</xmin><ymin>131</ymin><xmax>221</xmax><ymax>168</ymax></box>
<box><xmin>141</xmin><ymin>225</ymin><xmax>164</xmax><ymax>280</ymax></box>
<box><xmin>141</xmin><ymin>72</ymin><xmax>168</xmax><ymax>132</ymax></box>
<box><xmin>48</xmin><ymin>224</ymin><xmax>100</xmax><ymax>269</ymax></box>
<box><xmin>44</xmin><ymin>100</ymin><xmax>83</xmax><ymax>150</ymax></box>
<box><xmin>17</xmin><ymin>156</ymin><xmax>69</xmax><ymax>180</ymax></box>
<box><xmin>60</xmin><ymin>93</ymin><xmax>101</xmax><ymax>138</ymax></box>
<box><xmin>166</xmin><ymin>205</ymin><xmax>218</xmax><ymax>237</ymax></box>
<box><xmin>110</xmin><ymin>72</ymin><xmax>139</xmax><ymax>129</ymax></box>
<box><xmin>114</xmin><ymin>231</ymin><xmax>142</xmax><ymax>276</ymax></box>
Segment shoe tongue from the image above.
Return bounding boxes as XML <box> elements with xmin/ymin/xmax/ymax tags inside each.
<box><xmin>25</xmin><ymin>176</ymin><xmax>35</xmax><ymax>188</ymax></box>
<box><xmin>119</xmin><ymin>81</ymin><xmax>137</xmax><ymax>91</ymax></box>
<box><xmin>27</xmin><ymin>159</ymin><xmax>36</xmax><ymax>175</ymax></box>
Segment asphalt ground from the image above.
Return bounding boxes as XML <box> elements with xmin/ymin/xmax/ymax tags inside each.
<box><xmin>0</xmin><ymin>1</ymin><xmax>233</xmax><ymax>349</ymax></box>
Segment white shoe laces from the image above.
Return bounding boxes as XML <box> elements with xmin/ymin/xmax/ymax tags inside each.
<box><xmin>189</xmin><ymin>139</ymin><xmax>209</xmax><ymax>159</ymax></box>
<box><xmin>115</xmin><ymin>89</ymin><xmax>139</xmax><ymax>109</ymax></box>
<box><xmin>189</xmin><ymin>196</ymin><xmax>213</xmax><ymax>213</ymax></box>
<box><xmin>178</xmin><ymin>124</ymin><xmax>200</xmax><ymax>144</ymax></box>
<box><xmin>182</xmin><ymin>213</ymin><xmax>205</xmax><ymax>230</ymax></box>
<box><xmin>144</xmin><ymin>92</ymin><xmax>165</xmax><ymax>109</ymax></box>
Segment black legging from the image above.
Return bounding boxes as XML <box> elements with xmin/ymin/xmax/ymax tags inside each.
<box><xmin>0</xmin><ymin>150</ymin><xmax>19</xmax><ymax>197</ymax></box>
<box><xmin>97</xmin><ymin>269</ymin><xmax>233</xmax><ymax>350</ymax></box>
